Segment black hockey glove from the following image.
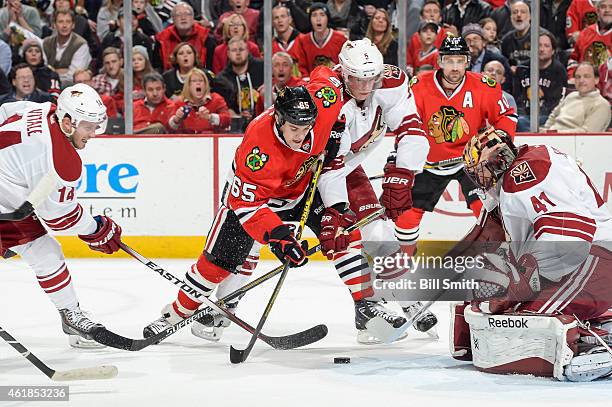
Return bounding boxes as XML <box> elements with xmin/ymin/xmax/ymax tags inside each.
<box><xmin>264</xmin><ymin>224</ymin><xmax>309</xmax><ymax>268</ymax></box>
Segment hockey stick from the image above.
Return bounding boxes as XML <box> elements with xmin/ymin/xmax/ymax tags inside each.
<box><xmin>0</xmin><ymin>172</ymin><xmax>58</xmax><ymax>221</ymax></box>
<box><xmin>91</xmin><ymin>208</ymin><xmax>385</xmax><ymax>351</ymax></box>
<box><xmin>0</xmin><ymin>325</ymin><xmax>117</xmax><ymax>381</ymax></box>
<box><xmin>112</xmin><ymin>242</ymin><xmax>328</xmax><ymax>351</ymax></box>
<box><xmin>229</xmin><ymin>156</ymin><xmax>325</xmax><ymax>364</ymax></box>
<box><xmin>368</xmin><ymin>157</ymin><xmax>465</xmax><ymax>181</ymax></box>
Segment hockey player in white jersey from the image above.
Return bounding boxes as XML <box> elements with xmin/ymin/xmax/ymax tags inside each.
<box><xmin>327</xmin><ymin>38</ymin><xmax>439</xmax><ymax>339</ymax></box>
<box><xmin>0</xmin><ymin>83</ymin><xmax>123</xmax><ymax>348</ymax></box>
<box><xmin>191</xmin><ymin>39</ymin><xmax>439</xmax><ymax>344</ymax></box>
<box><xmin>450</xmin><ymin>127</ymin><xmax>612</xmax><ymax>381</ymax></box>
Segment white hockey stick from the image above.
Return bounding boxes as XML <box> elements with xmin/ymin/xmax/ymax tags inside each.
<box><xmin>0</xmin><ymin>325</ymin><xmax>118</xmax><ymax>381</ymax></box>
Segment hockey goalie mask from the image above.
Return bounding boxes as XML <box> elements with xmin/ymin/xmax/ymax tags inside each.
<box><xmin>463</xmin><ymin>127</ymin><xmax>517</xmax><ymax>191</ymax></box>
<box><xmin>339</xmin><ymin>39</ymin><xmax>384</xmax><ymax>101</ymax></box>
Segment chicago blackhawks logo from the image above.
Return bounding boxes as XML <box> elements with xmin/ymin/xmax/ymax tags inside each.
<box><xmin>510</xmin><ymin>161</ymin><xmax>536</xmax><ymax>185</ymax></box>
<box><xmin>427</xmin><ymin>106</ymin><xmax>470</xmax><ymax>144</ymax></box>
<box><xmin>245</xmin><ymin>147</ymin><xmax>268</xmax><ymax>172</ymax></box>
<box><xmin>583</xmin><ymin>11</ymin><xmax>598</xmax><ymax>27</ymax></box>
<box><xmin>315</xmin><ymin>86</ymin><xmax>337</xmax><ymax>108</ymax></box>
<box><xmin>584</xmin><ymin>41</ymin><xmax>609</xmax><ymax>68</ymax></box>
<box><xmin>284</xmin><ymin>156</ymin><xmax>318</xmax><ymax>187</ymax></box>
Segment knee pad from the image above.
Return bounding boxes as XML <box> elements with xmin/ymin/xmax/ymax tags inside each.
<box><xmin>361</xmin><ymin>218</ymin><xmax>399</xmax><ymax>258</ymax></box>
<box><xmin>18</xmin><ymin>235</ymin><xmax>65</xmax><ymax>276</ymax></box>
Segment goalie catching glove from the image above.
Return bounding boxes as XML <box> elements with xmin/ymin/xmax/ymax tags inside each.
<box><xmin>78</xmin><ymin>215</ymin><xmax>122</xmax><ymax>254</ymax></box>
<box><xmin>318</xmin><ymin>203</ymin><xmax>356</xmax><ymax>259</ymax></box>
<box><xmin>473</xmin><ymin>246</ymin><xmax>541</xmax><ymax>313</ymax></box>
<box><xmin>264</xmin><ymin>224</ymin><xmax>309</xmax><ymax>268</ymax></box>
<box><xmin>381</xmin><ymin>154</ymin><xmax>415</xmax><ymax>221</ymax></box>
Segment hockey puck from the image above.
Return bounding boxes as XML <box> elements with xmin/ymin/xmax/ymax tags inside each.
<box><xmin>334</xmin><ymin>357</ymin><xmax>350</xmax><ymax>364</ymax></box>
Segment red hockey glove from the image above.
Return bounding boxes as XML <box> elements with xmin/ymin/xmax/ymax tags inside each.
<box><xmin>318</xmin><ymin>203</ymin><xmax>356</xmax><ymax>260</ymax></box>
<box><xmin>381</xmin><ymin>160</ymin><xmax>415</xmax><ymax>221</ymax></box>
<box><xmin>264</xmin><ymin>224</ymin><xmax>309</xmax><ymax>268</ymax></box>
<box><xmin>79</xmin><ymin>215</ymin><xmax>123</xmax><ymax>254</ymax></box>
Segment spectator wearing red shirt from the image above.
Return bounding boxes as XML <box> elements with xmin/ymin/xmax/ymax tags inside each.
<box><xmin>215</xmin><ymin>0</ymin><xmax>260</xmax><ymax>44</ymax></box>
<box><xmin>73</xmin><ymin>68</ymin><xmax>118</xmax><ymax>118</ymax></box>
<box><xmin>407</xmin><ymin>21</ymin><xmax>440</xmax><ymax>76</ymax></box>
<box><xmin>134</xmin><ymin>73</ymin><xmax>176</xmax><ymax>133</ymax></box>
<box><xmin>212</xmin><ymin>13</ymin><xmax>261</xmax><ymax>74</ymax></box>
<box><xmin>254</xmin><ymin>51</ymin><xmax>305</xmax><ymax>115</ymax></box>
<box><xmin>168</xmin><ymin>68</ymin><xmax>231</xmax><ymax>133</ymax></box>
<box><xmin>272</xmin><ymin>4</ymin><xmax>300</xmax><ymax>54</ymax></box>
<box><xmin>566</xmin><ymin>0</ymin><xmax>599</xmax><ymax>45</ymax></box>
<box><xmin>155</xmin><ymin>2</ymin><xmax>216</xmax><ymax>71</ymax></box>
<box><xmin>291</xmin><ymin>2</ymin><xmax>346</xmax><ymax>78</ymax></box>
<box><xmin>568</xmin><ymin>0</ymin><xmax>612</xmax><ymax>76</ymax></box>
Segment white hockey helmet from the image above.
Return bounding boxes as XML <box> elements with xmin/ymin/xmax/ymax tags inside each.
<box><xmin>55</xmin><ymin>83</ymin><xmax>108</xmax><ymax>135</ymax></box>
<box><xmin>339</xmin><ymin>38</ymin><xmax>384</xmax><ymax>98</ymax></box>
<box><xmin>339</xmin><ymin>38</ymin><xmax>384</xmax><ymax>79</ymax></box>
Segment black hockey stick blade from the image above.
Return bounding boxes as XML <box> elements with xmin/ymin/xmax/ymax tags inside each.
<box><xmin>91</xmin><ymin>327</ymin><xmax>135</xmax><ymax>350</ymax></box>
<box><xmin>0</xmin><ymin>201</ymin><xmax>34</xmax><ymax>221</ymax></box>
<box><xmin>260</xmin><ymin>324</ymin><xmax>328</xmax><ymax>350</ymax></box>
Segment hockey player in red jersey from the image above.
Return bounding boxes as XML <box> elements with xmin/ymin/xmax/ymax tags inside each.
<box><xmin>450</xmin><ymin>128</ymin><xmax>612</xmax><ymax>382</ymax></box>
<box><xmin>0</xmin><ymin>84</ymin><xmax>123</xmax><ymax>348</ymax></box>
<box><xmin>188</xmin><ymin>41</ymin><xmax>434</xmax><ymax>345</ymax></box>
<box><xmin>392</xmin><ymin>35</ymin><xmax>517</xmax><ymax>253</ymax></box>
<box><xmin>144</xmin><ymin>69</ymin><xmax>408</xmax><ymax>341</ymax></box>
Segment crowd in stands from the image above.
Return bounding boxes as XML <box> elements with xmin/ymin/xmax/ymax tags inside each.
<box><xmin>0</xmin><ymin>0</ymin><xmax>609</xmax><ymax>133</ymax></box>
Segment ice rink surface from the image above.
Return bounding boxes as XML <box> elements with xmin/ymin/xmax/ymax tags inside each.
<box><xmin>1</xmin><ymin>258</ymin><xmax>611</xmax><ymax>406</ymax></box>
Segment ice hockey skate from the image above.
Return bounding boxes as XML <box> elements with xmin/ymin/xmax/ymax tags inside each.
<box><xmin>143</xmin><ymin>303</ymin><xmax>185</xmax><ymax>341</ymax></box>
<box><xmin>355</xmin><ymin>300</ymin><xmax>408</xmax><ymax>344</ymax></box>
<box><xmin>402</xmin><ymin>302</ymin><xmax>439</xmax><ymax>339</ymax></box>
<box><xmin>59</xmin><ymin>306</ymin><xmax>105</xmax><ymax>349</ymax></box>
<box><xmin>191</xmin><ymin>302</ymin><xmax>237</xmax><ymax>342</ymax></box>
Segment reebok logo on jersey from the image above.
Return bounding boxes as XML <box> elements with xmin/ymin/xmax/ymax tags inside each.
<box><xmin>488</xmin><ymin>318</ymin><xmax>528</xmax><ymax>329</ymax></box>
<box><xmin>510</xmin><ymin>161</ymin><xmax>536</xmax><ymax>185</ymax></box>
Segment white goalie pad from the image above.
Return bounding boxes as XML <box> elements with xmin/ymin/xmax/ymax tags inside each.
<box><xmin>464</xmin><ymin>306</ymin><xmax>579</xmax><ymax>380</ymax></box>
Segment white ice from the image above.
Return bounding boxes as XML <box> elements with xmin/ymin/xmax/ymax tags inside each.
<box><xmin>1</xmin><ymin>258</ymin><xmax>611</xmax><ymax>407</ymax></box>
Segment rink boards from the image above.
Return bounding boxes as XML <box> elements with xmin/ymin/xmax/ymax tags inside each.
<box><xmin>55</xmin><ymin>133</ymin><xmax>612</xmax><ymax>257</ymax></box>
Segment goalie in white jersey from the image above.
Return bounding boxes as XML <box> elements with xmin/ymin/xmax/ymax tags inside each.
<box><xmin>450</xmin><ymin>127</ymin><xmax>612</xmax><ymax>381</ymax></box>
<box><xmin>0</xmin><ymin>84</ymin><xmax>124</xmax><ymax>348</ymax></box>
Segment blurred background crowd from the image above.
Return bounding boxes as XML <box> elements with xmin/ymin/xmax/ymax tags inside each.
<box><xmin>0</xmin><ymin>0</ymin><xmax>610</xmax><ymax>133</ymax></box>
